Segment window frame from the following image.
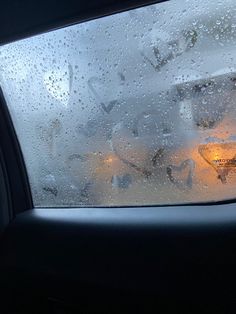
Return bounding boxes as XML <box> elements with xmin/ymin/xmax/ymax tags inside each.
<box><xmin>0</xmin><ymin>0</ymin><xmax>169</xmax><ymax>212</ymax></box>
<box><xmin>2</xmin><ymin>0</ymin><xmax>236</xmax><ymax>208</ymax></box>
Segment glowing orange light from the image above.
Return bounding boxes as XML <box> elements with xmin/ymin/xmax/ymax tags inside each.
<box><xmin>105</xmin><ymin>156</ymin><xmax>114</xmax><ymax>163</ymax></box>
<box><xmin>198</xmin><ymin>142</ymin><xmax>236</xmax><ymax>183</ymax></box>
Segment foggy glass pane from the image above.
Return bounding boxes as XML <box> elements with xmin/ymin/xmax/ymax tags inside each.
<box><xmin>1</xmin><ymin>0</ymin><xmax>236</xmax><ymax>206</ymax></box>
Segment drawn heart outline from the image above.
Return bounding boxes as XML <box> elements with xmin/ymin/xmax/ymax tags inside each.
<box><xmin>141</xmin><ymin>29</ymin><xmax>197</xmax><ymax>72</ymax></box>
<box><xmin>131</xmin><ymin>110</ymin><xmax>158</xmax><ymax>137</ymax></box>
<box><xmin>88</xmin><ymin>73</ymin><xmax>125</xmax><ymax>114</ymax></box>
<box><xmin>166</xmin><ymin>159</ymin><xmax>195</xmax><ymax>190</ymax></box>
<box><xmin>110</xmin><ymin>121</ymin><xmax>165</xmax><ymax>177</ymax></box>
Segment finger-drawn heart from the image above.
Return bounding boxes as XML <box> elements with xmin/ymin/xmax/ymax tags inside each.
<box><xmin>36</xmin><ymin>118</ymin><xmax>62</xmax><ymax>155</ymax></box>
<box><xmin>140</xmin><ymin>29</ymin><xmax>197</xmax><ymax>72</ymax></box>
<box><xmin>44</xmin><ymin>62</ymin><xmax>73</xmax><ymax>106</ymax></box>
<box><xmin>113</xmin><ymin>147</ymin><xmax>152</xmax><ymax>177</ymax></box>
<box><xmin>131</xmin><ymin>110</ymin><xmax>169</xmax><ymax>137</ymax></box>
<box><xmin>76</xmin><ymin>119</ymin><xmax>99</xmax><ymax>137</ymax></box>
<box><xmin>198</xmin><ymin>141</ymin><xmax>236</xmax><ymax>183</ymax></box>
<box><xmin>101</xmin><ymin>100</ymin><xmax>118</xmax><ymax>114</ymax></box>
<box><xmin>42</xmin><ymin>174</ymin><xmax>58</xmax><ymax>197</ymax></box>
<box><xmin>166</xmin><ymin>159</ymin><xmax>195</xmax><ymax>190</ymax></box>
<box><xmin>110</xmin><ymin>121</ymin><xmax>163</xmax><ymax>177</ymax></box>
<box><xmin>87</xmin><ymin>74</ymin><xmax>124</xmax><ymax>114</ymax></box>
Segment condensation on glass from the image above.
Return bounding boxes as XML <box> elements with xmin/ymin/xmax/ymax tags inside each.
<box><xmin>0</xmin><ymin>0</ymin><xmax>236</xmax><ymax>206</ymax></box>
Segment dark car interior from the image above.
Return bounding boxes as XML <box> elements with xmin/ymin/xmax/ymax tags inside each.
<box><xmin>1</xmin><ymin>0</ymin><xmax>236</xmax><ymax>313</ymax></box>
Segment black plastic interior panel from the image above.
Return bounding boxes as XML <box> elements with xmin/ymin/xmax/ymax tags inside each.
<box><xmin>0</xmin><ymin>89</ymin><xmax>32</xmax><ymax>215</ymax></box>
<box><xmin>0</xmin><ymin>0</ymin><xmax>168</xmax><ymax>45</ymax></box>
<box><xmin>1</xmin><ymin>205</ymin><xmax>236</xmax><ymax>313</ymax></box>
<box><xmin>0</xmin><ymin>148</ymin><xmax>10</xmax><ymax>232</ymax></box>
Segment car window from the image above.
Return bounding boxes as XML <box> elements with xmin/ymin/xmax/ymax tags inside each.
<box><xmin>0</xmin><ymin>0</ymin><xmax>236</xmax><ymax>207</ymax></box>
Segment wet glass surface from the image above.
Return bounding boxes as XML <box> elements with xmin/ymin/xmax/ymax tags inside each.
<box><xmin>1</xmin><ymin>0</ymin><xmax>236</xmax><ymax>206</ymax></box>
